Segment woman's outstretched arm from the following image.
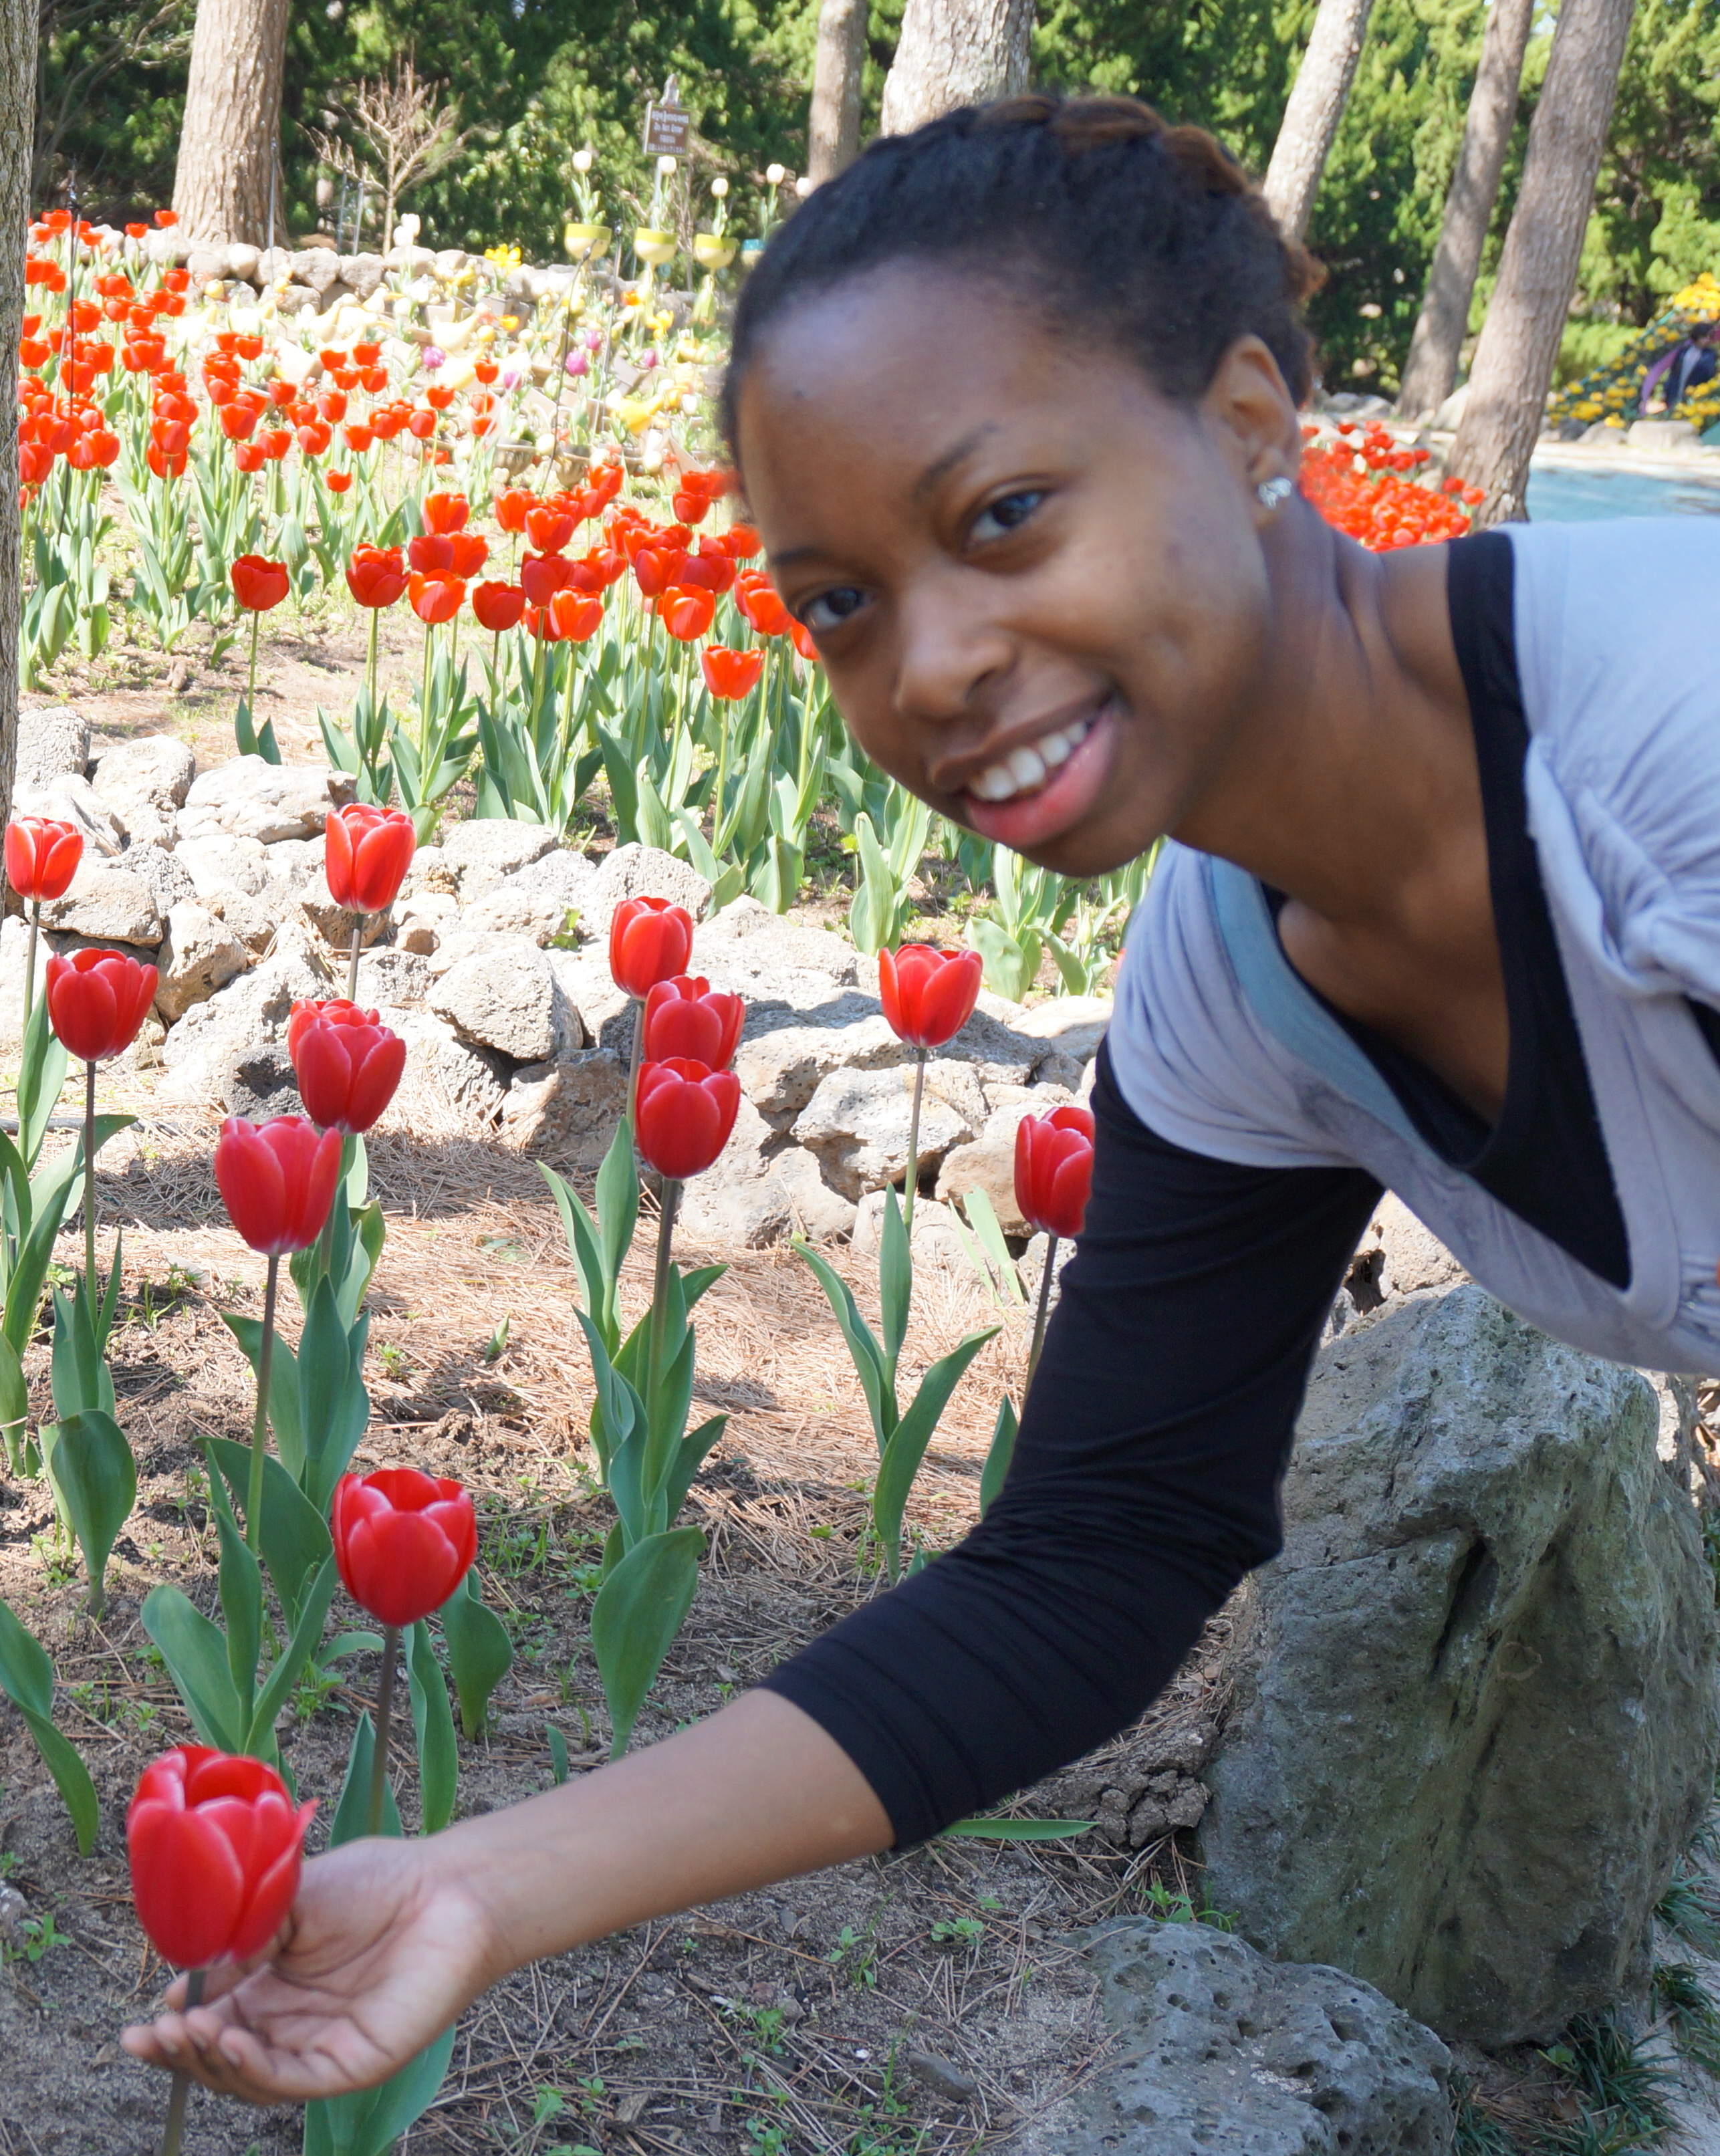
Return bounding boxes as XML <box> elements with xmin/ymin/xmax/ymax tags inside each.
<box><xmin>120</xmin><ymin>1689</ymin><xmax>890</xmax><ymax>2106</ymax></box>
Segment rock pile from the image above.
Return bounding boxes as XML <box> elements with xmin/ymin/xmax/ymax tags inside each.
<box><xmin>7</xmin><ymin>709</ymin><xmax>1108</xmax><ymax>1247</ymax></box>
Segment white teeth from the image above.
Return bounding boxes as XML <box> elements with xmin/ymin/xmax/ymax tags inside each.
<box><xmin>969</xmin><ymin>715</ymin><xmax>1093</xmax><ymax>804</ymax></box>
<box><xmin>1007</xmin><ymin>744</ymin><xmax>1048</xmax><ymax>791</ymax></box>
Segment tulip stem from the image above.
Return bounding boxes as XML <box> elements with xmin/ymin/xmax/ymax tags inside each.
<box><xmin>157</xmin><ymin>1966</ymin><xmax>205</xmax><ymax>2156</ymax></box>
<box><xmin>245</xmin><ymin>606</ymin><xmax>261</xmax><ymax>730</ymax></box>
<box><xmin>346</xmin><ymin>915</ymin><xmax>364</xmax><ymax>1000</ymax></box>
<box><xmin>364</xmin><ymin>602</ymin><xmax>379</xmax><ymax>716</ymax></box>
<box><xmin>82</xmin><ymin>1058</ymin><xmax>96</xmax><ymax>1304</ymax></box>
<box><xmin>626</xmin><ymin>999</ymin><xmax>643</xmax><ymax>1132</ymax></box>
<box><xmin>245</xmin><ymin>1254</ymin><xmax>281</xmax><ymax>1554</ymax></box>
<box><xmin>368</xmin><ymin>1623</ymin><xmax>400</xmax><ymax>1836</ymax></box>
<box><xmin>1026</xmin><ymin>1233</ymin><xmax>1059</xmax><ymax>1396</ymax></box>
<box><xmin>647</xmin><ymin>1180</ymin><xmax>681</xmax><ymax>1443</ymax></box>
<box><xmin>903</xmin><ymin>1048</ymin><xmax>926</xmax><ymax>1235</ymax></box>
<box><xmin>21</xmin><ymin>897</ymin><xmax>39</xmax><ymax>1036</ymax></box>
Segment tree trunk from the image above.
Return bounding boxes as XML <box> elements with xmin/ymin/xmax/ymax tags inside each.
<box><xmin>879</xmin><ymin>0</ymin><xmax>1033</xmax><ymax>137</ymax></box>
<box><xmin>170</xmin><ymin>0</ymin><xmax>289</xmax><ymax>244</ymax></box>
<box><xmin>0</xmin><ymin>0</ymin><xmax>31</xmax><ymax>848</ymax></box>
<box><xmin>1261</xmin><ymin>0</ymin><xmax>1378</xmax><ymax>242</ymax></box>
<box><xmin>1396</xmin><ymin>0</ymin><xmax>1534</xmax><ymax>418</ymax></box>
<box><xmin>1451</xmin><ymin>0</ymin><xmax>1636</xmax><ymax>523</ymax></box>
<box><xmin>808</xmin><ymin>0</ymin><xmax>869</xmax><ymax>184</ymax></box>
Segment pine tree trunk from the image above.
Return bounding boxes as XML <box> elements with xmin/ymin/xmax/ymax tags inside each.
<box><xmin>0</xmin><ymin>0</ymin><xmax>31</xmax><ymax>844</ymax></box>
<box><xmin>879</xmin><ymin>0</ymin><xmax>1033</xmax><ymax>136</ymax></box>
<box><xmin>170</xmin><ymin>0</ymin><xmax>290</xmax><ymax>244</ymax></box>
<box><xmin>1262</xmin><ymin>0</ymin><xmax>1378</xmax><ymax>241</ymax></box>
<box><xmin>1450</xmin><ymin>0</ymin><xmax>1636</xmax><ymax>523</ymax></box>
<box><xmin>809</xmin><ymin>0</ymin><xmax>870</xmax><ymax>184</ymax></box>
<box><xmin>1396</xmin><ymin>0</ymin><xmax>1533</xmax><ymax>419</ymax></box>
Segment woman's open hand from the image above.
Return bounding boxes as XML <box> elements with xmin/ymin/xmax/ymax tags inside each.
<box><xmin>120</xmin><ymin>1833</ymin><xmax>501</xmax><ymax>2105</ymax></box>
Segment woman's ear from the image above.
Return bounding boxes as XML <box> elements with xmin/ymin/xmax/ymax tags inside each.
<box><xmin>1201</xmin><ymin>335</ymin><xmax>1304</xmax><ymax>502</ymax></box>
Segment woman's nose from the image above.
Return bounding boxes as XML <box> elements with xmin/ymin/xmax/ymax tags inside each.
<box><xmin>892</xmin><ymin>582</ymin><xmax>1013</xmax><ymax>724</ymax></box>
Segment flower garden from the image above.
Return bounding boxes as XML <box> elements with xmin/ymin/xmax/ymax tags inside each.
<box><xmin>0</xmin><ymin>196</ymin><xmax>1500</xmax><ymax>2155</ymax></box>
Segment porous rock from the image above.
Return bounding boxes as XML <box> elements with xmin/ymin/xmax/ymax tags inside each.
<box><xmin>353</xmin><ymin>949</ymin><xmax>433</xmax><ymax>1008</ymax></box>
<box><xmin>1011</xmin><ymin>993</ymin><xmax>1111</xmax><ymax>1064</ymax></box>
<box><xmin>178</xmin><ymin>757</ymin><xmax>354</xmax><ymax>844</ymax></box>
<box><xmin>500</xmin><ymin>1049</ymin><xmax>629</xmax><ymax>1166</ymax></box>
<box><xmin>0</xmin><ymin>917</ymin><xmax>50</xmax><ymax>1046</ymax></box>
<box><xmin>118</xmin><ymin>842</ymin><xmax>196</xmax><ymax>913</ymax></box>
<box><xmin>1054</xmin><ymin>1918</ymin><xmax>1453</xmax><ymax>2155</ymax></box>
<box><xmin>591</xmin><ymin>841</ymin><xmax>712</xmax><ymax>923</ymax></box>
<box><xmin>491</xmin><ymin>847</ymin><xmax>602</xmax><ymax>927</ymax></box>
<box><xmin>429</xmin><ymin>940</ymin><xmax>568</xmax><ymax>1063</ymax></box>
<box><xmin>41</xmin><ymin>863</ymin><xmax>162</xmax><ymax>946</ymax></box>
<box><xmin>154</xmin><ymin>901</ymin><xmax>249</xmax><ymax>1021</ymax></box>
<box><xmin>296</xmin><ymin>872</ymin><xmax>392</xmax><ymax>953</ymax></box>
<box><xmin>210</xmin><ymin>884</ymin><xmax>292</xmax><ymax>955</ymax></box>
<box><xmin>90</xmin><ymin>735</ymin><xmax>197</xmax><ymax>847</ymax></box>
<box><xmin>219</xmin><ymin>1046</ymin><xmax>303</xmax><ymax>1120</ymax></box>
<box><xmin>460</xmin><ymin>887</ymin><xmax>568</xmax><ymax>946</ymax></box>
<box><xmin>1197</xmin><ymin>1284</ymin><xmax>1720</xmax><ymax>2044</ymax></box>
<box><xmin>157</xmin><ymin>923</ymin><xmax>332</xmax><ymax>1102</ymax></box>
<box><xmin>177</xmin><ymin>834</ymin><xmax>271</xmax><ymax>902</ymax></box>
<box><xmin>1326</xmin><ymin>1195</ymin><xmax>1468</xmax><ymax>1340</ymax></box>
<box><xmin>437</xmin><ymin>818</ymin><xmax>558</xmax><ymax>894</ymax></box>
<box><xmin>390</xmin><ymin>1009</ymin><xmax>512</xmax><ymax>1128</ymax></box>
<box><xmin>850</xmin><ymin>1189</ymin><xmax>970</xmax><ymax>1270</ymax></box>
<box><xmin>677</xmin><ymin>1096</ymin><xmax>856</xmax><ymax>1246</ymax></box>
<box><xmin>733</xmin><ymin>1003</ymin><xmax>906</xmax><ymax>1122</ymax></box>
<box><xmin>337</xmin><ymin>252</ymin><xmax>386</xmax><ymax>300</ymax></box>
<box><xmin>16</xmin><ymin>702</ymin><xmax>90</xmax><ymax>787</ymax></box>
<box><xmin>11</xmin><ymin>773</ymin><xmax>124</xmax><ymax>856</ymax></box>
<box><xmin>262</xmin><ymin>837</ymin><xmax>324</xmax><ymax>891</ymax></box>
<box><xmin>792</xmin><ymin>1065</ymin><xmax>973</xmax><ymax>1201</ymax></box>
<box><xmin>543</xmin><ymin>950</ymin><xmax>632</xmax><ymax>1056</ymax></box>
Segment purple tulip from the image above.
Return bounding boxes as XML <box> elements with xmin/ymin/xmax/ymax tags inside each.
<box><xmin>566</xmin><ymin>351</ymin><xmax>590</xmax><ymax>377</ymax></box>
<box><xmin>421</xmin><ymin>345</ymin><xmax>446</xmax><ymax>371</ymax></box>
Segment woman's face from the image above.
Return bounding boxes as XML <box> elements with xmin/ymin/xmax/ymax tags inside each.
<box><xmin>734</xmin><ymin>264</ymin><xmax>1302</xmax><ymax>878</ymax></box>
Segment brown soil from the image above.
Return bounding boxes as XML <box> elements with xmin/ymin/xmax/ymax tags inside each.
<box><xmin>0</xmin><ymin>1081</ymin><xmax>1218</xmax><ymax>2155</ymax></box>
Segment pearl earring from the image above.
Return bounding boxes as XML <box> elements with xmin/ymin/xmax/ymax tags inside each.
<box><xmin>1256</xmin><ymin>476</ymin><xmax>1295</xmax><ymax>511</ymax></box>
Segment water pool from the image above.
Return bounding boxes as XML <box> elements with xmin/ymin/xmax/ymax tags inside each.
<box><xmin>1525</xmin><ymin>462</ymin><xmax>1720</xmax><ymax>521</ymax></box>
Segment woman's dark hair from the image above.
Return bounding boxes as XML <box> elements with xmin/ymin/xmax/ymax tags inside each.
<box><xmin>723</xmin><ymin>93</ymin><xmax>1323</xmax><ymax>446</ymax></box>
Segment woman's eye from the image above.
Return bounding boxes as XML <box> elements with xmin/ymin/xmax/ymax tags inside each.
<box><xmin>970</xmin><ymin>489</ymin><xmax>1046</xmax><ymax>545</ymax></box>
<box><xmin>800</xmin><ymin>585</ymin><xmax>868</xmax><ymax>634</ymax></box>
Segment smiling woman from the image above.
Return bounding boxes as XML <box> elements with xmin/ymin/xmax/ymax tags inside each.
<box><xmin>122</xmin><ymin>95</ymin><xmax>1720</xmax><ymax>2115</ymax></box>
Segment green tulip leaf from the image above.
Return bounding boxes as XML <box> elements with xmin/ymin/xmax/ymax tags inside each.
<box><xmin>941</xmin><ymin>1815</ymin><xmax>1096</xmax><ymax>1841</ymax></box>
<box><xmin>0</xmin><ymin>1596</ymin><xmax>98</xmax><ymax>1855</ymax></box>
<box><xmin>0</xmin><ymin>1328</ymin><xmax>29</xmax><ymax>1473</ymax></box>
<box><xmin>407</xmin><ymin>1620</ymin><xmax>458</xmax><ymax>1834</ymax></box>
<box><xmin>879</xmin><ymin>1183</ymin><xmax>911</xmax><ymax>1376</ymax></box>
<box><xmin>4</xmin><ymin>1140</ymin><xmax>86</xmax><ymax>1355</ymax></box>
<box><xmin>662</xmin><ymin>1413</ymin><xmax>728</xmax><ymax>1530</ymax></box>
<box><xmin>980</xmin><ymin>1395</ymin><xmax>1019</xmax><ymax>1518</ymax></box>
<box><xmin>15</xmin><ymin>994</ymin><xmax>68</xmax><ymax>1172</ymax></box>
<box><xmin>328</xmin><ymin>1711</ymin><xmax>402</xmax><ymax>1848</ymax></box>
<box><xmin>142</xmin><ymin>1584</ymin><xmax>244</xmax><ymax>1754</ymax></box>
<box><xmin>222</xmin><ymin>1312</ymin><xmax>306</xmax><ymax>1484</ymax></box>
<box><xmin>205</xmin><ymin>1469</ymin><xmax>262</xmax><ymax>1727</ymax></box>
<box><xmin>245</xmin><ymin>1556</ymin><xmax>337</xmax><ymax>1756</ymax></box>
<box><xmin>791</xmin><ymin>1237</ymin><xmax>890</xmax><ymax>1451</ymax></box>
<box><xmin>47</xmin><ymin>1408</ymin><xmax>136</xmax><ymax>1614</ymax></box>
<box><xmin>440</xmin><ymin>1570</ymin><xmax>512</xmax><ymax>1743</ymax></box>
<box><xmin>205</xmin><ymin>1436</ymin><xmax>332</xmax><ymax>1629</ymax></box>
<box><xmin>590</xmin><ymin>1526</ymin><xmax>703</xmax><ymax>1758</ymax></box>
<box><xmin>303</xmin><ymin>2026</ymin><xmax>456</xmax><ymax>2156</ymax></box>
<box><xmin>872</xmin><ymin>1328</ymin><xmax>999</xmax><ymax>1583</ymax></box>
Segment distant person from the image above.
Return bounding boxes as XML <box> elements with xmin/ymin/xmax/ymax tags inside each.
<box><xmin>1641</xmin><ymin>318</ymin><xmax>1717</xmax><ymax>413</ymax></box>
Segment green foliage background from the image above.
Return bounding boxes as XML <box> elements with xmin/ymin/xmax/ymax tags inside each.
<box><xmin>40</xmin><ymin>0</ymin><xmax>1720</xmax><ymax>392</ymax></box>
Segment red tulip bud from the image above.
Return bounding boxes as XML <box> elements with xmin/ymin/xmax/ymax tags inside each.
<box><xmin>213</xmin><ymin>1115</ymin><xmax>342</xmax><ymax>1255</ymax></box>
<box><xmin>128</xmin><ymin>1746</ymin><xmax>315</xmax><ymax>1971</ymax></box>
<box><xmin>292</xmin><ymin>1017</ymin><xmax>406</xmax><ymax>1134</ymax></box>
<box><xmin>634</xmin><ymin>1058</ymin><xmax>742</xmax><ymax>1180</ymax></box>
<box><xmin>45</xmin><ymin>948</ymin><xmax>158</xmax><ymax>1062</ymax></box>
<box><xmin>878</xmin><ymin>944</ymin><xmax>983</xmax><ymax>1050</ymax></box>
<box><xmin>5</xmin><ymin>815</ymin><xmax>83</xmax><ymax>901</ymax></box>
<box><xmin>641</xmin><ymin>975</ymin><xmax>744</xmax><ymax>1068</ymax></box>
<box><xmin>325</xmin><ymin>804</ymin><xmax>415</xmax><ymax>915</ymax></box>
<box><xmin>1013</xmin><ymin>1104</ymin><xmax>1096</xmax><ymax>1240</ymax></box>
<box><xmin>608</xmin><ymin>895</ymin><xmax>695</xmax><ymax>999</ymax></box>
<box><xmin>332</xmin><ymin>1467</ymin><xmax>477</xmax><ymax>1627</ymax></box>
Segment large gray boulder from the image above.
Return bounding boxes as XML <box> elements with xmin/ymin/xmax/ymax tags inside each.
<box><xmin>90</xmin><ymin>734</ymin><xmax>197</xmax><ymax>847</ymax></box>
<box><xmin>15</xmin><ymin>703</ymin><xmax>90</xmax><ymax>788</ymax></box>
<box><xmin>792</xmin><ymin>1064</ymin><xmax>973</xmax><ymax>1201</ymax></box>
<box><xmin>178</xmin><ymin>758</ymin><xmax>353</xmax><ymax>844</ymax></box>
<box><xmin>41</xmin><ymin>863</ymin><xmax>162</xmax><ymax>946</ymax></box>
<box><xmin>429</xmin><ymin>939</ymin><xmax>570</xmax><ymax>1063</ymax></box>
<box><xmin>1054</xmin><ymin>1919</ymin><xmax>1452</xmax><ymax>2155</ymax></box>
<box><xmin>1198</xmin><ymin>1285</ymin><xmax>1720</xmax><ymax>2045</ymax></box>
<box><xmin>676</xmin><ymin>1096</ymin><xmax>856</xmax><ymax>1246</ymax></box>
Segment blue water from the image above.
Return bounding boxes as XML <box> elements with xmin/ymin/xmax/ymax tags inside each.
<box><xmin>1526</xmin><ymin>463</ymin><xmax>1720</xmax><ymax>521</ymax></box>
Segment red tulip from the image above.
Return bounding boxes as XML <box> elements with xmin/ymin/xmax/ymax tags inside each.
<box><xmin>45</xmin><ymin>948</ymin><xmax>158</xmax><ymax>1062</ymax></box>
<box><xmin>292</xmin><ymin>1015</ymin><xmax>406</xmax><ymax>1134</ymax></box>
<box><xmin>546</xmin><ymin>590</ymin><xmax>602</xmax><ymax>642</ymax></box>
<box><xmin>660</xmin><ymin>586</ymin><xmax>715</xmax><ymax>642</ymax></box>
<box><xmin>408</xmin><ymin>570</ymin><xmax>465</xmax><ymax>624</ymax></box>
<box><xmin>494</xmin><ymin>487</ymin><xmax>533</xmax><ymax>533</ymax></box>
<box><xmin>878</xmin><ymin>944</ymin><xmax>983</xmax><ymax>1050</ymax></box>
<box><xmin>472</xmin><ymin>580</ymin><xmax>526</xmax><ymax>632</ymax></box>
<box><xmin>420</xmin><ymin>489</ymin><xmax>469</xmax><ymax>533</ymax></box>
<box><xmin>1013</xmin><ymin>1104</ymin><xmax>1096</xmax><ymax>1239</ymax></box>
<box><xmin>287</xmin><ymin>996</ymin><xmax>379</xmax><ymax>1058</ymax></box>
<box><xmin>332</xmin><ymin>1467</ymin><xmax>477</xmax><ymax>1627</ymax></box>
<box><xmin>230</xmin><ymin>554</ymin><xmax>289</xmax><ymax>612</ymax></box>
<box><xmin>325</xmin><ymin>804</ymin><xmax>415</xmax><ymax>915</ymax></box>
<box><xmin>214</xmin><ymin>1114</ymin><xmax>342</xmax><ymax>1255</ymax></box>
<box><xmin>700</xmin><ymin>645</ymin><xmax>764</xmax><ymax>701</ymax></box>
<box><xmin>642</xmin><ymin>975</ymin><xmax>745</xmax><ymax>1068</ymax></box>
<box><xmin>5</xmin><ymin>816</ymin><xmax>83</xmax><ymax>901</ymax></box>
<box><xmin>328</xmin><ymin>469</ymin><xmax>353</xmax><ymax>494</ymax></box>
<box><xmin>737</xmin><ymin>579</ymin><xmax>791</xmax><ymax>637</ymax></box>
<box><xmin>447</xmin><ymin>531</ymin><xmax>488</xmax><ymax>579</ymax></box>
<box><xmin>127</xmin><ymin>1747</ymin><xmax>315</xmax><ymax>1970</ymax></box>
<box><xmin>346</xmin><ymin>544</ymin><xmax>407</xmax><ymax>609</ymax></box>
<box><xmin>634</xmin><ymin>1058</ymin><xmax>742</xmax><ymax>1179</ymax></box>
<box><xmin>520</xmin><ymin>551</ymin><xmax>570</xmax><ymax>606</ymax></box>
<box><xmin>525</xmin><ymin>505</ymin><xmax>574</xmax><ymax>554</ymax></box>
<box><xmin>609</xmin><ymin>895</ymin><xmax>695</xmax><ymax>999</ymax></box>
<box><xmin>406</xmin><ymin>531</ymin><xmax>455</xmax><ymax>574</ymax></box>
